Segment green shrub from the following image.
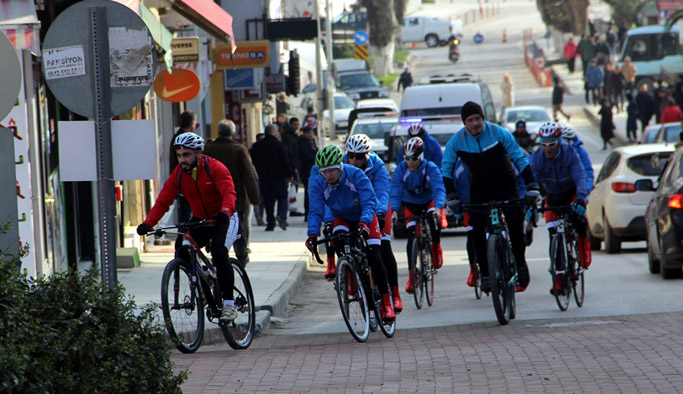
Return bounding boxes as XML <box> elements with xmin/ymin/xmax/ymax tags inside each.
<box><xmin>333</xmin><ymin>43</ymin><xmax>356</xmax><ymax>59</ymax></box>
<box><xmin>0</xmin><ymin>258</ymin><xmax>187</xmax><ymax>393</ymax></box>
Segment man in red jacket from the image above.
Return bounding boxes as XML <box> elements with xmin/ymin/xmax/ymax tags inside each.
<box><xmin>661</xmin><ymin>98</ymin><xmax>683</xmax><ymax>124</ymax></box>
<box><xmin>137</xmin><ymin>132</ymin><xmax>239</xmax><ymax>323</ymax></box>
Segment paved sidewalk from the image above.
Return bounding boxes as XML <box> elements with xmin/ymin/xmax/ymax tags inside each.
<box><xmin>117</xmin><ymin>210</ymin><xmax>311</xmax><ymax>346</ymax></box>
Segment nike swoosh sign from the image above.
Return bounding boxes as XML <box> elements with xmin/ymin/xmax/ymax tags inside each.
<box><xmin>161</xmin><ymin>85</ymin><xmax>194</xmax><ymax>98</ymax></box>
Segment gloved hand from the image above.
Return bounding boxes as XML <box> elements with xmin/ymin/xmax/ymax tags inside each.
<box><xmin>136</xmin><ymin>223</ymin><xmax>152</xmax><ymax>236</ymax></box>
<box><xmin>571</xmin><ymin>199</ymin><xmax>586</xmax><ymax>216</ymax></box>
<box><xmin>213</xmin><ymin>211</ymin><xmax>230</xmax><ymax>224</ymax></box>
<box><xmin>323</xmin><ymin>222</ymin><xmax>333</xmax><ymax>238</ymax></box>
<box><xmin>376</xmin><ymin>213</ymin><xmax>386</xmax><ymax>230</ymax></box>
<box><xmin>525</xmin><ymin>183</ymin><xmax>541</xmax><ymax>207</ymax></box>
<box><xmin>525</xmin><ymin>207</ymin><xmax>537</xmax><ymax>227</ymax></box>
<box><xmin>357</xmin><ymin>222</ymin><xmax>370</xmax><ymax>240</ymax></box>
<box><xmin>305</xmin><ymin>235</ymin><xmax>317</xmax><ymax>253</ymax></box>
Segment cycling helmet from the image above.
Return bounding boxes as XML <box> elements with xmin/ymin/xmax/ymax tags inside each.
<box><xmin>537</xmin><ymin>121</ymin><xmax>562</xmax><ymax>139</ymax></box>
<box><xmin>515</xmin><ymin>119</ymin><xmax>526</xmax><ymax>128</ymax></box>
<box><xmin>315</xmin><ymin>145</ymin><xmax>344</xmax><ymax>170</ymax></box>
<box><xmin>174</xmin><ymin>132</ymin><xmax>205</xmax><ymax>150</ymax></box>
<box><xmin>403</xmin><ymin>137</ymin><xmax>425</xmax><ymax>161</ymax></box>
<box><xmin>345</xmin><ymin>134</ymin><xmax>372</xmax><ymax>154</ymax></box>
<box><xmin>561</xmin><ymin>125</ymin><xmax>576</xmax><ymax>140</ymax></box>
<box><xmin>408</xmin><ymin>123</ymin><xmax>424</xmax><ymax>136</ymax></box>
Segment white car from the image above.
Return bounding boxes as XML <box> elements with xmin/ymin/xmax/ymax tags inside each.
<box><xmin>402</xmin><ymin>15</ymin><xmax>459</xmax><ymax>47</ymax></box>
<box><xmin>355</xmin><ymin>98</ymin><xmax>399</xmax><ymax>113</ymax></box>
<box><xmin>500</xmin><ymin>106</ymin><xmax>552</xmax><ymax>136</ymax></box>
<box><xmin>322</xmin><ymin>92</ymin><xmax>356</xmax><ymax>135</ymax></box>
<box><xmin>348</xmin><ymin>116</ymin><xmax>399</xmax><ymax>159</ymax></box>
<box><xmin>586</xmin><ymin>143</ymin><xmax>676</xmax><ymax>253</ymax></box>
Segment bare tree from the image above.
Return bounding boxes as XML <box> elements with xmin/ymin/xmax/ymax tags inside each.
<box><xmin>537</xmin><ymin>0</ymin><xmax>588</xmax><ymax>36</ymax></box>
<box><xmin>361</xmin><ymin>0</ymin><xmax>397</xmax><ymax>77</ymax></box>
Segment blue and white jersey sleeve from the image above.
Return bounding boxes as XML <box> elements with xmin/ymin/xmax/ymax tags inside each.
<box><xmin>390</xmin><ymin>162</ymin><xmax>408</xmax><ymax>213</ymax></box>
<box><xmin>427</xmin><ymin>161</ymin><xmax>446</xmax><ymax>208</ymax></box>
<box><xmin>368</xmin><ymin>153</ymin><xmax>390</xmax><ymax>215</ymax></box>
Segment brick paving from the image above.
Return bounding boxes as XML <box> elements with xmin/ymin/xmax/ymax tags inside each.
<box><xmin>171</xmin><ymin>312</ymin><xmax>683</xmax><ymax>393</ymax></box>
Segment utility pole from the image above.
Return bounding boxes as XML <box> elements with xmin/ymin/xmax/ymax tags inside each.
<box><xmin>314</xmin><ymin>0</ymin><xmax>325</xmax><ymax>148</ymax></box>
<box><xmin>325</xmin><ymin>0</ymin><xmax>335</xmax><ymax>140</ymax></box>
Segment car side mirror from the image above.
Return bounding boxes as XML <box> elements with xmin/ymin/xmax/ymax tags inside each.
<box><xmin>634</xmin><ymin>179</ymin><xmax>655</xmax><ymax>191</ymax></box>
<box><xmin>379</xmin><ymin>80</ymin><xmax>384</xmax><ymax>86</ymax></box>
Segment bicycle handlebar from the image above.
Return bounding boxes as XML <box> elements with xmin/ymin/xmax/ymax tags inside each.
<box><xmin>309</xmin><ymin>232</ymin><xmax>367</xmax><ymax>265</ymax></box>
<box><xmin>144</xmin><ymin>219</ymin><xmax>216</xmax><ymax>237</ymax></box>
<box><xmin>536</xmin><ymin>205</ymin><xmax>573</xmax><ymax>213</ymax></box>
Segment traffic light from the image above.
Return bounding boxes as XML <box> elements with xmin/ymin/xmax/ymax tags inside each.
<box><xmin>286</xmin><ymin>50</ymin><xmax>300</xmax><ymax>96</ymax></box>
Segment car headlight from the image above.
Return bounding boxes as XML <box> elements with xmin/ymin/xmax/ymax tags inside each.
<box><xmin>350</xmin><ymin>93</ymin><xmax>360</xmax><ymax>100</ymax></box>
<box><xmin>379</xmin><ymin>91</ymin><xmax>389</xmax><ymax>98</ymax></box>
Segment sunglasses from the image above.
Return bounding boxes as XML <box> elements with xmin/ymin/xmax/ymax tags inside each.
<box><xmin>541</xmin><ymin>141</ymin><xmax>559</xmax><ymax>148</ymax></box>
<box><xmin>405</xmin><ymin>156</ymin><xmax>421</xmax><ymax>162</ymax></box>
<box><xmin>347</xmin><ymin>152</ymin><xmax>367</xmax><ymax>160</ymax></box>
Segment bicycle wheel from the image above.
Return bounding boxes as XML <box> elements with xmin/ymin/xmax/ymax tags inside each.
<box><xmin>335</xmin><ymin>257</ymin><xmax>370</xmax><ymax>342</ymax></box>
<box><xmin>410</xmin><ymin>237</ymin><xmax>424</xmax><ymax>310</ymax></box>
<box><xmin>222</xmin><ymin>259</ymin><xmax>256</xmax><ymax>349</ymax></box>
<box><xmin>550</xmin><ymin>234</ymin><xmax>571</xmax><ymax>311</ymax></box>
<box><xmin>375</xmin><ymin>294</ymin><xmax>396</xmax><ymax>338</ymax></box>
<box><xmin>423</xmin><ymin>241</ymin><xmax>435</xmax><ymax>307</ymax></box>
<box><xmin>473</xmin><ymin>262</ymin><xmax>482</xmax><ymax>300</ymax></box>
<box><xmin>570</xmin><ymin>240</ymin><xmax>585</xmax><ymax>307</ymax></box>
<box><xmin>487</xmin><ymin>234</ymin><xmax>512</xmax><ymax>325</ymax></box>
<box><xmin>161</xmin><ymin>258</ymin><xmax>204</xmax><ymax>353</ymax></box>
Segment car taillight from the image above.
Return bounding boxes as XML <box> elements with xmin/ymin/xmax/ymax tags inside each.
<box><xmin>669</xmin><ymin>194</ymin><xmax>683</xmax><ymax>210</ymax></box>
<box><xmin>612</xmin><ymin>182</ymin><xmax>636</xmax><ymax>193</ymax></box>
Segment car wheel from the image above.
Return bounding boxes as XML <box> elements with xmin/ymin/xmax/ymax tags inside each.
<box><xmin>647</xmin><ymin>240</ymin><xmax>660</xmax><ymax>274</ymax></box>
<box><xmin>588</xmin><ymin>227</ymin><xmax>601</xmax><ymax>251</ymax></box>
<box><xmin>425</xmin><ymin>34</ymin><xmax>439</xmax><ymax>48</ymax></box>
<box><xmin>603</xmin><ymin>215</ymin><xmax>621</xmax><ymax>254</ymax></box>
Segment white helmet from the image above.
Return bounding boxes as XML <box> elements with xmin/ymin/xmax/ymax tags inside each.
<box><xmin>408</xmin><ymin>123</ymin><xmax>424</xmax><ymax>136</ymax></box>
<box><xmin>404</xmin><ymin>137</ymin><xmax>425</xmax><ymax>161</ymax></box>
<box><xmin>174</xmin><ymin>132</ymin><xmax>205</xmax><ymax>150</ymax></box>
<box><xmin>345</xmin><ymin>134</ymin><xmax>372</xmax><ymax>154</ymax></box>
<box><xmin>538</xmin><ymin>122</ymin><xmax>562</xmax><ymax>139</ymax></box>
<box><xmin>561</xmin><ymin>125</ymin><xmax>576</xmax><ymax>140</ymax></box>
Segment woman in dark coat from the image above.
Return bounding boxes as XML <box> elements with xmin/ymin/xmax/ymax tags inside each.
<box><xmin>599</xmin><ymin>98</ymin><xmax>615</xmax><ymax>150</ymax></box>
<box><xmin>625</xmin><ymin>93</ymin><xmax>638</xmax><ymax>142</ymax></box>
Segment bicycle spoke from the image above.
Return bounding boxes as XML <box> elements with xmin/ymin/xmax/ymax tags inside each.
<box><xmin>161</xmin><ymin>259</ymin><xmax>204</xmax><ymax>354</ymax></box>
<box><xmin>222</xmin><ymin>259</ymin><xmax>256</xmax><ymax>350</ymax></box>
<box><xmin>335</xmin><ymin>258</ymin><xmax>369</xmax><ymax>342</ymax></box>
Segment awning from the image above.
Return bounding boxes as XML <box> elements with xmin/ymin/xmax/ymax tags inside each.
<box><xmin>172</xmin><ymin>0</ymin><xmax>236</xmax><ymax>51</ymax></box>
<box><xmin>140</xmin><ymin>3</ymin><xmax>174</xmax><ymax>69</ymax></box>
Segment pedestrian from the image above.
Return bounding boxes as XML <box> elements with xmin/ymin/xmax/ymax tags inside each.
<box><xmin>635</xmin><ymin>85</ymin><xmax>655</xmax><ymax>133</ymax></box>
<box><xmin>250</xmin><ymin>124</ymin><xmax>294</xmax><ymax>231</ymax></box>
<box><xmin>674</xmin><ymin>76</ymin><xmax>683</xmax><ymax>111</ymax></box>
<box><xmin>576</xmin><ymin>35</ymin><xmax>596</xmax><ymax>75</ymax></box>
<box><xmin>552</xmin><ymin>77</ymin><xmax>571</xmax><ymax>122</ymax></box>
<box><xmin>302</xmin><ymin>105</ymin><xmax>318</xmax><ymax>135</ymax></box>
<box><xmin>563</xmin><ymin>37</ymin><xmax>578</xmax><ymax>73</ymax></box>
<box><xmin>297</xmin><ymin>125</ymin><xmax>318</xmax><ymax>220</ymax></box>
<box><xmin>282</xmin><ymin>117</ymin><xmax>303</xmax><ymax>217</ymax></box>
<box><xmin>653</xmin><ymin>80</ymin><xmax>668</xmax><ymax>124</ymax></box>
<box><xmin>612</xmin><ymin>65</ymin><xmax>625</xmax><ymax>112</ymax></box>
<box><xmin>512</xmin><ymin>119</ymin><xmax>536</xmax><ymax>155</ymax></box>
<box><xmin>204</xmin><ymin>120</ymin><xmax>261</xmax><ymax>266</ymax></box>
<box><xmin>603</xmin><ymin>63</ymin><xmax>617</xmax><ymax>107</ymax></box>
<box><xmin>599</xmin><ymin>99</ymin><xmax>615</xmax><ymax>150</ymax></box>
<box><xmin>584</xmin><ymin>58</ymin><xmax>604</xmax><ymax>105</ymax></box>
<box><xmin>275</xmin><ymin>93</ymin><xmax>290</xmax><ymax>118</ymax></box>
<box><xmin>606</xmin><ymin>27</ymin><xmax>618</xmax><ymax>61</ymax></box>
<box><xmin>251</xmin><ymin>133</ymin><xmax>266</xmax><ymax>226</ymax></box>
<box><xmin>500</xmin><ymin>73</ymin><xmax>514</xmax><ymax>117</ymax></box>
<box><xmin>594</xmin><ymin>36</ymin><xmax>610</xmax><ymax>66</ymax></box>
<box><xmin>397</xmin><ymin>65</ymin><xmax>413</xmax><ymax>92</ymax></box>
<box><xmin>625</xmin><ymin>93</ymin><xmax>639</xmax><ymax>142</ymax></box>
<box><xmin>661</xmin><ymin>98</ymin><xmax>683</xmax><ymax>124</ymax></box>
<box><xmin>169</xmin><ymin>110</ymin><xmax>197</xmax><ymax>223</ymax></box>
<box><xmin>620</xmin><ymin>56</ymin><xmax>637</xmax><ymax>95</ymax></box>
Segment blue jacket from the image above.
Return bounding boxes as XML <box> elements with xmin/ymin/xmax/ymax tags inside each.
<box><xmin>441</xmin><ymin>121</ymin><xmax>533</xmax><ymax>202</ymax></box>
<box><xmin>397</xmin><ymin>130</ymin><xmax>443</xmax><ymax>168</ymax></box>
<box><xmin>529</xmin><ymin>144</ymin><xmax>588</xmax><ymax>202</ymax></box>
<box><xmin>452</xmin><ymin>158</ymin><xmax>526</xmax><ymax>204</ymax></box>
<box><xmin>585</xmin><ymin>62</ymin><xmax>604</xmax><ymax>88</ymax></box>
<box><xmin>565</xmin><ymin>136</ymin><xmax>594</xmax><ymax>192</ymax></box>
<box><xmin>390</xmin><ymin>160</ymin><xmax>446</xmax><ymax>211</ymax></box>
<box><xmin>307</xmin><ymin>164</ymin><xmax>377</xmax><ymax>236</ymax></box>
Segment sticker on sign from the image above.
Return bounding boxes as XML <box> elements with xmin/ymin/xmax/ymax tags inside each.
<box><xmin>43</xmin><ymin>45</ymin><xmax>86</xmax><ymax>80</ymax></box>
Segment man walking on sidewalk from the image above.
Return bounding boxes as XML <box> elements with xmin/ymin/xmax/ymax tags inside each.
<box><xmin>552</xmin><ymin>77</ymin><xmax>571</xmax><ymax>122</ymax></box>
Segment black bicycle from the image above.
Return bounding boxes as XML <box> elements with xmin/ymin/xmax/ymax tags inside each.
<box><xmin>457</xmin><ymin>198</ymin><xmax>524</xmax><ymax>325</ymax></box>
<box><xmin>310</xmin><ymin>231</ymin><xmax>395</xmax><ymax>342</ymax></box>
<box><xmin>144</xmin><ymin>221</ymin><xmax>255</xmax><ymax>353</ymax></box>
<box><xmin>537</xmin><ymin>205</ymin><xmax>585</xmax><ymax>311</ymax></box>
<box><xmin>396</xmin><ymin>213</ymin><xmax>438</xmax><ymax>309</ymax></box>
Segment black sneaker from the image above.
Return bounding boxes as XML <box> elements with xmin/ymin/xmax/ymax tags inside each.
<box><xmin>276</xmin><ymin>217</ymin><xmax>288</xmax><ymax>230</ymax></box>
<box><xmin>265</xmin><ymin>226</ymin><xmax>275</xmax><ymax>231</ymax></box>
<box><xmin>480</xmin><ymin>277</ymin><xmax>491</xmax><ymax>293</ymax></box>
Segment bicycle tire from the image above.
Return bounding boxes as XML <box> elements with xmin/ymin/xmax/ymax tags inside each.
<box><xmin>550</xmin><ymin>234</ymin><xmax>571</xmax><ymax>311</ymax></box>
<box><xmin>376</xmin><ymin>294</ymin><xmax>396</xmax><ymax>338</ymax></box>
<box><xmin>473</xmin><ymin>262</ymin><xmax>482</xmax><ymax>300</ymax></box>
<box><xmin>161</xmin><ymin>258</ymin><xmax>204</xmax><ymax>354</ymax></box>
<box><xmin>222</xmin><ymin>259</ymin><xmax>256</xmax><ymax>349</ymax></box>
<box><xmin>423</xmin><ymin>240</ymin><xmax>434</xmax><ymax>307</ymax></box>
<box><xmin>487</xmin><ymin>234</ymin><xmax>512</xmax><ymax>325</ymax></box>
<box><xmin>570</xmin><ymin>240</ymin><xmax>585</xmax><ymax>307</ymax></box>
<box><xmin>335</xmin><ymin>257</ymin><xmax>370</xmax><ymax>342</ymax></box>
<box><xmin>410</xmin><ymin>237</ymin><xmax>424</xmax><ymax>310</ymax></box>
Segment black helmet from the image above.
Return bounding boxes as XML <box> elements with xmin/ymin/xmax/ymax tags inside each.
<box><xmin>515</xmin><ymin>119</ymin><xmax>526</xmax><ymax>128</ymax></box>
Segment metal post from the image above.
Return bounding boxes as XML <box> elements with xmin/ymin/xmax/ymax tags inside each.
<box><xmin>314</xmin><ymin>0</ymin><xmax>325</xmax><ymax>148</ymax></box>
<box><xmin>325</xmin><ymin>0</ymin><xmax>335</xmax><ymax>140</ymax></box>
<box><xmin>90</xmin><ymin>6</ymin><xmax>117</xmax><ymax>287</ymax></box>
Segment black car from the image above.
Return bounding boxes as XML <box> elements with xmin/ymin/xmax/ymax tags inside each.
<box><xmin>639</xmin><ymin>147</ymin><xmax>683</xmax><ymax>279</ymax></box>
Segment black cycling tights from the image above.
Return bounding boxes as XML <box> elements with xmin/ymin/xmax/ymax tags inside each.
<box><xmin>405</xmin><ymin>214</ymin><xmax>440</xmax><ymax>267</ymax></box>
<box><xmin>381</xmin><ymin>240</ymin><xmax>399</xmax><ymax>288</ymax></box>
<box><xmin>469</xmin><ymin>205</ymin><xmax>527</xmax><ymax>279</ymax></box>
<box><xmin>333</xmin><ymin>231</ymin><xmax>389</xmax><ymax>294</ymax></box>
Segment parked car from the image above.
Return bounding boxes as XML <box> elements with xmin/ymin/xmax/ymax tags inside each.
<box><xmin>321</xmin><ymin>92</ymin><xmax>356</xmax><ymax>135</ymax></box>
<box><xmin>639</xmin><ymin>123</ymin><xmax>663</xmax><ymax>144</ymax></box>
<box><xmin>347</xmin><ymin>114</ymin><xmax>399</xmax><ymax>160</ymax></box>
<box><xmin>337</xmin><ymin>71</ymin><xmax>389</xmax><ymax>101</ymax></box>
<box><xmin>650</xmin><ymin>122</ymin><xmax>682</xmax><ymax>144</ymax></box>
<box><xmin>401</xmin><ymin>15</ymin><xmax>459</xmax><ymax>47</ymax></box>
<box><xmin>640</xmin><ymin>147</ymin><xmax>683</xmax><ymax>278</ymax></box>
<box><xmin>356</xmin><ymin>98</ymin><xmax>399</xmax><ymax>112</ymax></box>
<box><xmin>499</xmin><ymin>105</ymin><xmax>552</xmax><ymax>137</ymax></box>
<box><xmin>586</xmin><ymin>144</ymin><xmax>675</xmax><ymax>253</ymax></box>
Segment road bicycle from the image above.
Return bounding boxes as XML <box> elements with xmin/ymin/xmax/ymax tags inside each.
<box><xmin>456</xmin><ymin>198</ymin><xmax>524</xmax><ymax>325</ymax></box>
<box><xmin>537</xmin><ymin>205</ymin><xmax>585</xmax><ymax>311</ymax></box>
<box><xmin>310</xmin><ymin>231</ymin><xmax>395</xmax><ymax>342</ymax></box>
<box><xmin>396</xmin><ymin>213</ymin><xmax>438</xmax><ymax>309</ymax></box>
<box><xmin>143</xmin><ymin>220</ymin><xmax>255</xmax><ymax>353</ymax></box>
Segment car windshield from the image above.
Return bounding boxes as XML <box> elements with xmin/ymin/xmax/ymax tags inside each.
<box><xmin>643</xmin><ymin>128</ymin><xmax>659</xmax><ymax>143</ymax></box>
<box><xmin>627</xmin><ymin>152</ymin><xmax>672</xmax><ymax>176</ymax></box>
<box><xmin>351</xmin><ymin>122</ymin><xmax>396</xmax><ymax>139</ymax></box>
<box><xmin>506</xmin><ymin>109</ymin><xmax>550</xmax><ymax>123</ymax></box>
<box><xmin>334</xmin><ymin>95</ymin><xmax>355</xmax><ymax>109</ymax></box>
<box><xmin>402</xmin><ymin>107</ymin><xmax>461</xmax><ymax>117</ymax></box>
<box><xmin>339</xmin><ymin>73</ymin><xmax>380</xmax><ymax>89</ymax></box>
<box><xmin>663</xmin><ymin>124</ymin><xmax>682</xmax><ymax>143</ymax></box>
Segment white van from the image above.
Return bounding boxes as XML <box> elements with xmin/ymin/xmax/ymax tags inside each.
<box><xmin>618</xmin><ymin>25</ymin><xmax>683</xmax><ymax>91</ymax></box>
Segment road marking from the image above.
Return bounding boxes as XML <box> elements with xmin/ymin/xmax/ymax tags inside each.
<box><xmin>527</xmin><ymin>319</ymin><xmax>622</xmax><ymax>328</ymax></box>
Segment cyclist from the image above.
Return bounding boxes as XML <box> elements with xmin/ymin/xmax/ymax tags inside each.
<box><xmin>560</xmin><ymin>125</ymin><xmax>594</xmax><ymax>192</ymax></box>
<box><xmin>305</xmin><ymin>145</ymin><xmax>395</xmax><ymax>321</ymax></box>
<box><xmin>390</xmin><ymin>137</ymin><xmax>446</xmax><ymax>293</ymax></box>
<box><xmin>441</xmin><ymin>101</ymin><xmax>540</xmax><ymax>293</ymax></box>
<box><xmin>512</xmin><ymin>119</ymin><xmax>536</xmax><ymax>155</ymax></box>
<box><xmin>136</xmin><ymin>132</ymin><xmax>239</xmax><ymax>323</ymax></box>
<box><xmin>528</xmin><ymin>122</ymin><xmax>591</xmax><ymax>294</ymax></box>
<box><xmin>397</xmin><ymin>123</ymin><xmax>444</xmax><ymax>167</ymax></box>
<box><xmin>337</xmin><ymin>134</ymin><xmax>403</xmax><ymax>313</ymax></box>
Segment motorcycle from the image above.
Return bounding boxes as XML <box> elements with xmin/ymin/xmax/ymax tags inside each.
<box><xmin>447</xmin><ymin>35</ymin><xmax>460</xmax><ymax>63</ymax></box>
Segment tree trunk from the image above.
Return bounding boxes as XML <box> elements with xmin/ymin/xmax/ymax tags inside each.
<box><xmin>369</xmin><ymin>44</ymin><xmax>395</xmax><ymax>78</ymax></box>
<box><xmin>362</xmin><ymin>0</ymin><xmax>397</xmax><ymax>77</ymax></box>
<box><xmin>394</xmin><ymin>0</ymin><xmax>407</xmax><ymax>48</ymax></box>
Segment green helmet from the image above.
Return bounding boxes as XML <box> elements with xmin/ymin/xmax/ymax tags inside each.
<box><xmin>315</xmin><ymin>145</ymin><xmax>344</xmax><ymax>169</ymax></box>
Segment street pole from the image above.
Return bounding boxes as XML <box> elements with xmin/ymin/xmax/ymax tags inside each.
<box><xmin>314</xmin><ymin>0</ymin><xmax>325</xmax><ymax>148</ymax></box>
<box><xmin>325</xmin><ymin>0</ymin><xmax>335</xmax><ymax>140</ymax></box>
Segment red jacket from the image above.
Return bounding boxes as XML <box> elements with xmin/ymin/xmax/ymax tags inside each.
<box><xmin>564</xmin><ymin>41</ymin><xmax>577</xmax><ymax>59</ymax></box>
<box><xmin>144</xmin><ymin>155</ymin><xmax>236</xmax><ymax>225</ymax></box>
<box><xmin>661</xmin><ymin>105</ymin><xmax>683</xmax><ymax>124</ymax></box>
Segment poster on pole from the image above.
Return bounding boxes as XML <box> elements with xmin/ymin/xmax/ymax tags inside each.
<box><xmin>43</xmin><ymin>45</ymin><xmax>86</xmax><ymax>80</ymax></box>
<box><xmin>108</xmin><ymin>27</ymin><xmax>154</xmax><ymax>87</ymax></box>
